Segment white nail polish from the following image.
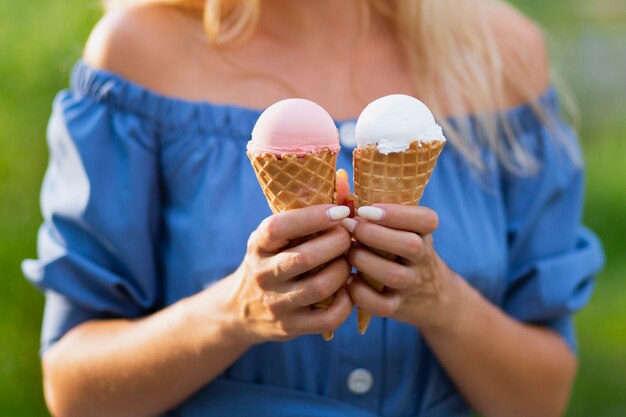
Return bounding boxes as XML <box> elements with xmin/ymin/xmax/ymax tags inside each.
<box><xmin>341</xmin><ymin>218</ymin><xmax>358</xmax><ymax>233</ymax></box>
<box><xmin>328</xmin><ymin>206</ymin><xmax>350</xmax><ymax>221</ymax></box>
<box><xmin>358</xmin><ymin>206</ymin><xmax>384</xmax><ymax>221</ymax></box>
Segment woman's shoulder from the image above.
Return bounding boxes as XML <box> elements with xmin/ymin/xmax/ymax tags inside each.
<box><xmin>83</xmin><ymin>4</ymin><xmax>226</xmax><ymax>97</ymax></box>
<box><xmin>487</xmin><ymin>3</ymin><xmax>551</xmax><ymax>107</ymax></box>
<box><xmin>84</xmin><ymin>4</ymin><xmax>177</xmax><ymax>81</ymax></box>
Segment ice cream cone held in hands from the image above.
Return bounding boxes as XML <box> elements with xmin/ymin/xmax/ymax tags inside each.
<box><xmin>247</xmin><ymin>96</ymin><xmax>445</xmax><ymax>337</ymax></box>
<box><xmin>353</xmin><ymin>95</ymin><xmax>446</xmax><ymax>334</ymax></box>
<box><xmin>247</xmin><ymin>99</ymin><xmax>342</xmax><ymax>341</ymax></box>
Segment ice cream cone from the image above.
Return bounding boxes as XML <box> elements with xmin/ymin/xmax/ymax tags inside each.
<box><xmin>353</xmin><ymin>140</ymin><xmax>445</xmax><ymax>334</ymax></box>
<box><xmin>248</xmin><ymin>149</ymin><xmax>338</xmax><ymax>341</ymax></box>
<box><xmin>248</xmin><ymin>149</ymin><xmax>337</xmax><ymax>214</ymax></box>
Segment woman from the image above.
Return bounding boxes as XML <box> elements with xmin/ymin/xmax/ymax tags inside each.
<box><xmin>24</xmin><ymin>1</ymin><xmax>604</xmax><ymax>416</ymax></box>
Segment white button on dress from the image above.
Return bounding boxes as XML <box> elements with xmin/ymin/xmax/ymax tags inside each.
<box><xmin>347</xmin><ymin>368</ymin><xmax>374</xmax><ymax>395</ymax></box>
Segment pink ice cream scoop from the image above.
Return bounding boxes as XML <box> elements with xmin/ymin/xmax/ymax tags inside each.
<box><xmin>247</xmin><ymin>99</ymin><xmax>340</xmax><ymax>157</ymax></box>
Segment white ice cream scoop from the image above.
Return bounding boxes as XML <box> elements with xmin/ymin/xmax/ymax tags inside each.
<box><xmin>355</xmin><ymin>94</ymin><xmax>445</xmax><ymax>155</ymax></box>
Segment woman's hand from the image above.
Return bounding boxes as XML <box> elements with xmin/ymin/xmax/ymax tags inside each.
<box><xmin>225</xmin><ymin>205</ymin><xmax>354</xmax><ymax>344</ymax></box>
<box><xmin>341</xmin><ymin>204</ymin><xmax>458</xmax><ymax>331</ymax></box>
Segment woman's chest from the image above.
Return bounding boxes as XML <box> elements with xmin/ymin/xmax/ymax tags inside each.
<box><xmin>158</xmin><ymin>34</ymin><xmax>415</xmax><ymax>121</ymax></box>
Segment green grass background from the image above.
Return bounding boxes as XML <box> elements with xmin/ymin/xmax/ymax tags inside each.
<box><xmin>0</xmin><ymin>0</ymin><xmax>624</xmax><ymax>415</ymax></box>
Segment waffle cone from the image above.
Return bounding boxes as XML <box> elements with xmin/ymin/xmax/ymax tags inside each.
<box><xmin>353</xmin><ymin>140</ymin><xmax>445</xmax><ymax>334</ymax></box>
<box><xmin>248</xmin><ymin>149</ymin><xmax>338</xmax><ymax>341</ymax></box>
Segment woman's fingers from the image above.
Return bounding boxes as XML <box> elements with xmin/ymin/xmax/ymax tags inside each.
<box><xmin>342</xmin><ymin>218</ymin><xmax>424</xmax><ymax>262</ymax></box>
<box><xmin>253</xmin><ymin>205</ymin><xmax>350</xmax><ymax>252</ymax></box>
<box><xmin>347</xmin><ymin>244</ymin><xmax>415</xmax><ymax>290</ymax></box>
<box><xmin>288</xmin><ymin>257</ymin><xmax>351</xmax><ymax>307</ymax></box>
<box><xmin>252</xmin><ymin>263</ymin><xmax>352</xmax><ymax>338</ymax></box>
<box><xmin>263</xmin><ymin>226</ymin><xmax>351</xmax><ymax>282</ymax></box>
<box><xmin>357</xmin><ymin>204</ymin><xmax>439</xmax><ymax>235</ymax></box>
<box><xmin>347</xmin><ymin>275</ymin><xmax>401</xmax><ymax>318</ymax></box>
<box><xmin>293</xmin><ymin>288</ymin><xmax>354</xmax><ymax>335</ymax></box>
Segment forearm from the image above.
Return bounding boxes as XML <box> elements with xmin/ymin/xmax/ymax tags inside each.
<box><xmin>43</xmin><ymin>277</ymin><xmax>250</xmax><ymax>417</ymax></box>
<box><xmin>421</xmin><ymin>272</ymin><xmax>576</xmax><ymax>417</ymax></box>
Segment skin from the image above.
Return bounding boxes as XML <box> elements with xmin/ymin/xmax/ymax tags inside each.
<box><xmin>44</xmin><ymin>1</ymin><xmax>575</xmax><ymax>417</ymax></box>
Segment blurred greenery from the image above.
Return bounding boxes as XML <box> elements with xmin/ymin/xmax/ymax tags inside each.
<box><xmin>0</xmin><ymin>0</ymin><xmax>624</xmax><ymax>416</ymax></box>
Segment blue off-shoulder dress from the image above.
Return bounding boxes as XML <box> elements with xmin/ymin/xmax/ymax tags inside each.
<box><xmin>23</xmin><ymin>61</ymin><xmax>604</xmax><ymax>417</ymax></box>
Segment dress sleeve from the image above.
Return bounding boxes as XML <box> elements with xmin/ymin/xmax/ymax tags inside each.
<box><xmin>501</xmin><ymin>93</ymin><xmax>604</xmax><ymax>352</ymax></box>
<box><xmin>22</xmin><ymin>89</ymin><xmax>162</xmax><ymax>353</ymax></box>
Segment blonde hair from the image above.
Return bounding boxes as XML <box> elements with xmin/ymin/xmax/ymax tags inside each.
<box><xmin>105</xmin><ymin>0</ymin><xmax>578</xmax><ymax>174</ymax></box>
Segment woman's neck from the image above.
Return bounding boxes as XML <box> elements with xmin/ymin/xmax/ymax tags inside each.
<box><xmin>259</xmin><ymin>0</ymin><xmax>391</xmax><ymax>54</ymax></box>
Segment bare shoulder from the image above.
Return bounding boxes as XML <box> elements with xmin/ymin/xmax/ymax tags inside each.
<box><xmin>83</xmin><ymin>4</ymin><xmax>204</xmax><ymax>92</ymax></box>
<box><xmin>488</xmin><ymin>3</ymin><xmax>551</xmax><ymax>105</ymax></box>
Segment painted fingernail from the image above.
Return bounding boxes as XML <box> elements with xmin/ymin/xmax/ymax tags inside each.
<box><xmin>328</xmin><ymin>206</ymin><xmax>350</xmax><ymax>221</ymax></box>
<box><xmin>346</xmin><ymin>275</ymin><xmax>353</xmax><ymax>285</ymax></box>
<box><xmin>341</xmin><ymin>218</ymin><xmax>358</xmax><ymax>233</ymax></box>
<box><xmin>358</xmin><ymin>206</ymin><xmax>384</xmax><ymax>221</ymax></box>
